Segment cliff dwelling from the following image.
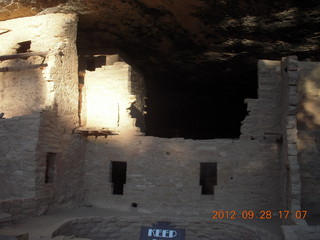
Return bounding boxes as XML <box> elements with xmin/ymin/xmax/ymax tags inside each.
<box><xmin>0</xmin><ymin>1</ymin><xmax>320</xmax><ymax>240</ymax></box>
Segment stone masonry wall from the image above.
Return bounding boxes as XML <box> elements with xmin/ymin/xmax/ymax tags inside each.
<box><xmin>279</xmin><ymin>57</ymin><xmax>320</xmax><ymax>240</ymax></box>
<box><xmin>0</xmin><ymin>13</ymin><xmax>82</xmax><ymax>217</ymax></box>
<box><xmin>82</xmin><ymin>61</ymin><xmax>140</xmax><ymax>133</ymax></box>
<box><xmin>280</xmin><ymin>56</ymin><xmax>306</xmax><ymax>225</ymax></box>
<box><xmin>84</xmin><ymin>136</ymin><xmax>280</xmax><ymax>215</ymax></box>
<box><xmin>83</xmin><ymin>59</ymin><xmax>282</xmax><ymax>219</ymax></box>
<box><xmin>81</xmin><ymin>59</ymin><xmax>144</xmax><ymax>133</ymax></box>
<box><xmin>33</xmin><ymin>13</ymin><xmax>83</xmax><ymax>211</ymax></box>
<box><xmin>241</xmin><ymin>60</ymin><xmax>282</xmax><ymax>140</ymax></box>
<box><xmin>0</xmin><ymin>113</ymin><xmax>40</xmax><ymax>199</ymax></box>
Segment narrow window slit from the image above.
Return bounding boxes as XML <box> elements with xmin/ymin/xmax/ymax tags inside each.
<box><xmin>200</xmin><ymin>162</ymin><xmax>217</xmax><ymax>195</ymax></box>
<box><xmin>45</xmin><ymin>153</ymin><xmax>56</xmax><ymax>183</ymax></box>
<box><xmin>111</xmin><ymin>161</ymin><xmax>127</xmax><ymax>195</ymax></box>
<box><xmin>16</xmin><ymin>40</ymin><xmax>31</xmax><ymax>53</ymax></box>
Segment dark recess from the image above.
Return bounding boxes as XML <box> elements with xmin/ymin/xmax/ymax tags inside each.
<box><xmin>16</xmin><ymin>40</ymin><xmax>31</xmax><ymax>53</ymax></box>
<box><xmin>144</xmin><ymin>62</ymin><xmax>257</xmax><ymax>139</ymax></box>
<box><xmin>45</xmin><ymin>152</ymin><xmax>56</xmax><ymax>184</ymax></box>
<box><xmin>200</xmin><ymin>162</ymin><xmax>217</xmax><ymax>195</ymax></box>
<box><xmin>76</xmin><ymin>0</ymin><xmax>319</xmax><ymax>139</ymax></box>
<box><xmin>111</xmin><ymin>161</ymin><xmax>127</xmax><ymax>195</ymax></box>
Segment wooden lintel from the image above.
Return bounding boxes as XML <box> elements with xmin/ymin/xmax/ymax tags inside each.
<box><xmin>74</xmin><ymin>129</ymin><xmax>118</xmax><ymax>138</ymax></box>
<box><xmin>0</xmin><ymin>29</ymin><xmax>10</xmax><ymax>35</ymax></box>
<box><xmin>0</xmin><ymin>64</ymin><xmax>48</xmax><ymax>72</ymax></box>
<box><xmin>0</xmin><ymin>52</ymin><xmax>48</xmax><ymax>61</ymax></box>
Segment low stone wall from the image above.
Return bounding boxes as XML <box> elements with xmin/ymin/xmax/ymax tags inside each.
<box><xmin>52</xmin><ymin>216</ymin><xmax>278</xmax><ymax>240</ymax></box>
<box><xmin>83</xmin><ymin>59</ymin><xmax>283</xmax><ymax>215</ymax></box>
<box><xmin>0</xmin><ymin>114</ymin><xmax>40</xmax><ymax>200</ymax></box>
<box><xmin>0</xmin><ymin>197</ymin><xmax>52</xmax><ymax>223</ymax></box>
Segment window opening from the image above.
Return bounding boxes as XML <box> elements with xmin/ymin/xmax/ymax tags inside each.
<box><xmin>86</xmin><ymin>58</ymin><xmax>96</xmax><ymax>71</ymax></box>
<box><xmin>110</xmin><ymin>161</ymin><xmax>127</xmax><ymax>195</ymax></box>
<box><xmin>16</xmin><ymin>40</ymin><xmax>31</xmax><ymax>53</ymax></box>
<box><xmin>143</xmin><ymin>65</ymin><xmax>257</xmax><ymax>139</ymax></box>
<box><xmin>200</xmin><ymin>162</ymin><xmax>217</xmax><ymax>195</ymax></box>
<box><xmin>45</xmin><ymin>153</ymin><xmax>56</xmax><ymax>183</ymax></box>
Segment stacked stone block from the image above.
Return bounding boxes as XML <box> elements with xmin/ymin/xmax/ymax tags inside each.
<box><xmin>0</xmin><ymin>13</ymin><xmax>82</xmax><ymax>221</ymax></box>
<box><xmin>241</xmin><ymin>60</ymin><xmax>282</xmax><ymax>139</ymax></box>
<box><xmin>82</xmin><ymin>61</ymin><xmax>140</xmax><ymax>133</ymax></box>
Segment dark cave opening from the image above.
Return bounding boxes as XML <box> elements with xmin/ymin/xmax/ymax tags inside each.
<box><xmin>143</xmin><ymin>63</ymin><xmax>257</xmax><ymax>139</ymax></box>
<box><xmin>76</xmin><ymin>25</ymin><xmax>259</xmax><ymax>140</ymax></box>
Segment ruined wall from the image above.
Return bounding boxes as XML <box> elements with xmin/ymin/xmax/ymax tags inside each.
<box><xmin>83</xmin><ymin>59</ymin><xmax>282</xmax><ymax>221</ymax></box>
<box><xmin>0</xmin><ymin>13</ymin><xmax>82</xmax><ymax>215</ymax></box>
<box><xmin>241</xmin><ymin>60</ymin><xmax>282</xmax><ymax>139</ymax></box>
<box><xmin>280</xmin><ymin>56</ymin><xmax>305</xmax><ymax>226</ymax></box>
<box><xmin>82</xmin><ymin>59</ymin><xmax>143</xmax><ymax>133</ymax></box>
<box><xmin>84</xmin><ymin>136</ymin><xmax>280</xmax><ymax>215</ymax></box>
<box><xmin>32</xmin><ymin>13</ymin><xmax>83</xmax><ymax>211</ymax></box>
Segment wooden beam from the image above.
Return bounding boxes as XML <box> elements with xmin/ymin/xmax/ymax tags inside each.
<box><xmin>0</xmin><ymin>52</ymin><xmax>48</xmax><ymax>61</ymax></box>
<box><xmin>74</xmin><ymin>128</ymin><xmax>118</xmax><ymax>138</ymax></box>
<box><xmin>0</xmin><ymin>29</ymin><xmax>10</xmax><ymax>35</ymax></box>
<box><xmin>0</xmin><ymin>64</ymin><xmax>48</xmax><ymax>72</ymax></box>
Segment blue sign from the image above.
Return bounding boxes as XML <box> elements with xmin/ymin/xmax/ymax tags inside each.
<box><xmin>140</xmin><ymin>221</ymin><xmax>186</xmax><ymax>240</ymax></box>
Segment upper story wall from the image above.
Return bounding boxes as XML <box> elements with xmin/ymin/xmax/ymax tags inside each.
<box><xmin>0</xmin><ymin>14</ymin><xmax>80</xmax><ymax>207</ymax></box>
<box><xmin>83</xmin><ymin>59</ymin><xmax>284</xmax><ymax>224</ymax></box>
<box><xmin>0</xmin><ymin>13</ymin><xmax>78</xmax><ymax>121</ymax></box>
<box><xmin>241</xmin><ymin>60</ymin><xmax>282</xmax><ymax>139</ymax></box>
<box><xmin>81</xmin><ymin>56</ymin><xmax>145</xmax><ymax>134</ymax></box>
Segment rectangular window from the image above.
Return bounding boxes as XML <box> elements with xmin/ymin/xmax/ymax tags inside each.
<box><xmin>200</xmin><ymin>162</ymin><xmax>217</xmax><ymax>195</ymax></box>
<box><xmin>110</xmin><ymin>161</ymin><xmax>127</xmax><ymax>195</ymax></box>
<box><xmin>45</xmin><ymin>153</ymin><xmax>56</xmax><ymax>183</ymax></box>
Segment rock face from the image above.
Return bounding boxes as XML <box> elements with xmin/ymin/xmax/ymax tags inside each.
<box><xmin>0</xmin><ymin>0</ymin><xmax>319</xmax><ymax>138</ymax></box>
<box><xmin>0</xmin><ymin>0</ymin><xmax>319</xmax><ymax>71</ymax></box>
<box><xmin>0</xmin><ymin>8</ymin><xmax>320</xmax><ymax>239</ymax></box>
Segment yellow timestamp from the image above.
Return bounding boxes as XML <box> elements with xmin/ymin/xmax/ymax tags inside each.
<box><xmin>211</xmin><ymin>210</ymin><xmax>308</xmax><ymax>220</ymax></box>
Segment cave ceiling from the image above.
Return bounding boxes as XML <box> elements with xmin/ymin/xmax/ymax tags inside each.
<box><xmin>0</xmin><ymin>0</ymin><xmax>319</xmax><ymax>87</ymax></box>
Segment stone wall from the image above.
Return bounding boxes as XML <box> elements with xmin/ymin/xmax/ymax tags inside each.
<box><xmin>280</xmin><ymin>57</ymin><xmax>320</xmax><ymax>240</ymax></box>
<box><xmin>280</xmin><ymin>56</ymin><xmax>305</xmax><ymax>225</ymax></box>
<box><xmin>84</xmin><ymin>61</ymin><xmax>130</xmax><ymax>129</ymax></box>
<box><xmin>83</xmin><ymin>59</ymin><xmax>282</xmax><ymax>218</ymax></box>
<box><xmin>84</xmin><ymin>136</ymin><xmax>280</xmax><ymax>215</ymax></box>
<box><xmin>0</xmin><ymin>114</ymin><xmax>40</xmax><ymax>199</ymax></box>
<box><xmin>241</xmin><ymin>60</ymin><xmax>282</xmax><ymax>139</ymax></box>
<box><xmin>0</xmin><ymin>13</ymin><xmax>82</xmax><ymax>216</ymax></box>
<box><xmin>82</xmin><ymin>60</ymin><xmax>142</xmax><ymax>133</ymax></box>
